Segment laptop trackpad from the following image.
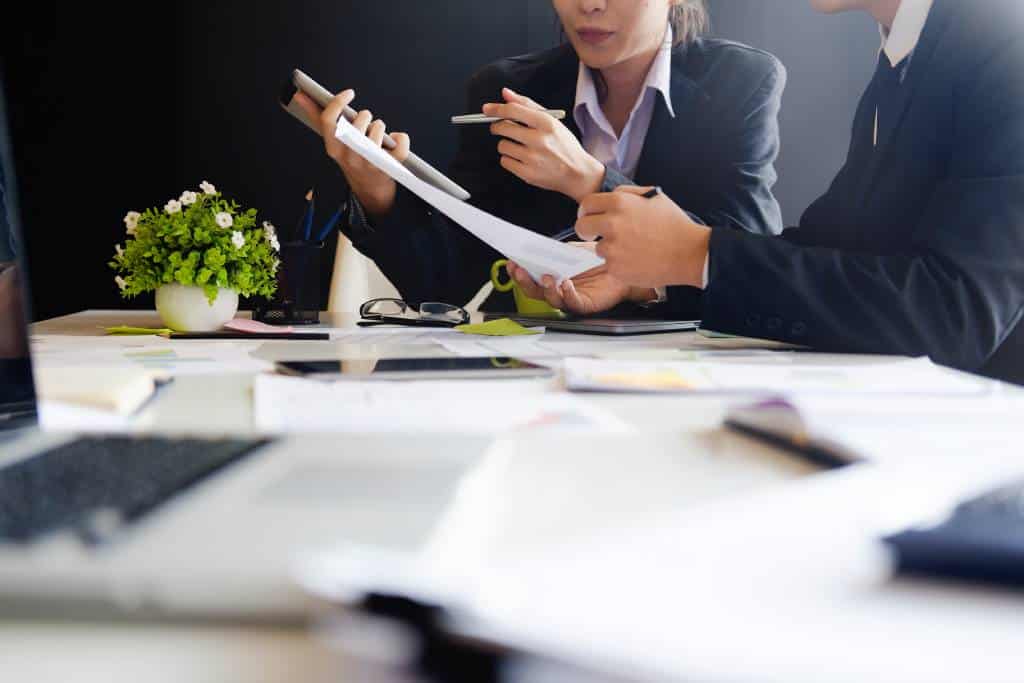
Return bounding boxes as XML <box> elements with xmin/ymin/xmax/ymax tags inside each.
<box><xmin>256</xmin><ymin>462</ymin><xmax>470</xmax><ymax>552</ymax></box>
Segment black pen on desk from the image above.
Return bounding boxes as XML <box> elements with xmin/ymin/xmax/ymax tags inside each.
<box><xmin>723</xmin><ymin>420</ymin><xmax>853</xmax><ymax>470</ymax></box>
<box><xmin>163</xmin><ymin>331</ymin><xmax>329</xmax><ymax>340</ymax></box>
<box><xmin>551</xmin><ymin>186</ymin><xmax>662</xmax><ymax>242</ymax></box>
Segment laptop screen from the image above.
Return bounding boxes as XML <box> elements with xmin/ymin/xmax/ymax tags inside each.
<box><xmin>0</xmin><ymin>74</ymin><xmax>39</xmax><ymax>429</ymax></box>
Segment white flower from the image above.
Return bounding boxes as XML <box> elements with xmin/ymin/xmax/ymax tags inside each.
<box><xmin>165</xmin><ymin>199</ymin><xmax>182</xmax><ymax>215</ymax></box>
<box><xmin>179</xmin><ymin>190</ymin><xmax>198</xmax><ymax>206</ymax></box>
<box><xmin>271</xmin><ymin>258</ymin><xmax>280</xmax><ymax>274</ymax></box>
<box><xmin>115</xmin><ymin>275</ymin><xmax>127</xmax><ymax>291</ymax></box>
<box><xmin>200</xmin><ymin>180</ymin><xmax>217</xmax><ymax>195</ymax></box>
<box><xmin>263</xmin><ymin>222</ymin><xmax>280</xmax><ymax>251</ymax></box>
<box><xmin>215</xmin><ymin>212</ymin><xmax>234</xmax><ymax>229</ymax></box>
<box><xmin>123</xmin><ymin>211</ymin><xmax>141</xmax><ymax>235</ymax></box>
<box><xmin>115</xmin><ymin>244</ymin><xmax>124</xmax><ymax>257</ymax></box>
<box><xmin>231</xmin><ymin>230</ymin><xmax>245</xmax><ymax>250</ymax></box>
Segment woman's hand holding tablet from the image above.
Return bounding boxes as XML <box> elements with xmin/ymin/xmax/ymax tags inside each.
<box><xmin>292</xmin><ymin>89</ymin><xmax>411</xmax><ymax>219</ymax></box>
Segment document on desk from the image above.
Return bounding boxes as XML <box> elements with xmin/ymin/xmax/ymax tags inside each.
<box><xmin>253</xmin><ymin>374</ymin><xmax>630</xmax><ymax>435</ymax></box>
<box><xmin>32</xmin><ymin>338</ymin><xmax>274</xmax><ymax>377</ymax></box>
<box><xmin>563</xmin><ymin>356</ymin><xmax>990</xmax><ymax>396</ymax></box>
<box><xmin>335</xmin><ymin>117</ymin><xmax>605</xmax><ymax>282</ymax></box>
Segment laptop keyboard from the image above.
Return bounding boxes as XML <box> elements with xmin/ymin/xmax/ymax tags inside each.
<box><xmin>0</xmin><ymin>436</ymin><xmax>270</xmax><ymax>544</ymax></box>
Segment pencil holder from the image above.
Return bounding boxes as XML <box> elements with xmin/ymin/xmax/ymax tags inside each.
<box><xmin>253</xmin><ymin>241</ymin><xmax>324</xmax><ymax>325</ymax></box>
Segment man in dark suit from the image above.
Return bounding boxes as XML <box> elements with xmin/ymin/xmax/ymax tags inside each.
<box><xmin>520</xmin><ymin>0</ymin><xmax>1024</xmax><ymax>384</ymax></box>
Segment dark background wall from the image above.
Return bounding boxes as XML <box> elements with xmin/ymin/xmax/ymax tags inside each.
<box><xmin>1</xmin><ymin>1</ymin><xmax>877</xmax><ymax>320</ymax></box>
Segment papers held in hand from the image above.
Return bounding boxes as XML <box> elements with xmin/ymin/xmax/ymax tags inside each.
<box><xmin>333</xmin><ymin>116</ymin><xmax>605</xmax><ymax>283</ymax></box>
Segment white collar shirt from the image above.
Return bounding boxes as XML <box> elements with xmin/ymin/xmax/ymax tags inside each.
<box><xmin>573</xmin><ymin>24</ymin><xmax>676</xmax><ymax>180</ymax></box>
<box><xmin>873</xmin><ymin>0</ymin><xmax>934</xmax><ymax>145</ymax></box>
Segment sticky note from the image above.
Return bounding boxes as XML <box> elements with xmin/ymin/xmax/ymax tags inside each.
<box><xmin>105</xmin><ymin>326</ymin><xmax>175</xmax><ymax>336</ymax></box>
<box><xmin>454</xmin><ymin>319</ymin><xmax>543</xmax><ymax>337</ymax></box>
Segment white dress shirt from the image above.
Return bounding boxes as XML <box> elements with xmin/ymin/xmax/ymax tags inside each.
<box><xmin>701</xmin><ymin>0</ymin><xmax>934</xmax><ymax>290</ymax></box>
<box><xmin>874</xmin><ymin>0</ymin><xmax>933</xmax><ymax>145</ymax></box>
<box><xmin>573</xmin><ymin>25</ymin><xmax>675</xmax><ymax>180</ymax></box>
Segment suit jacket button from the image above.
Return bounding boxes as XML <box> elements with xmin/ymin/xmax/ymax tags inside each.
<box><xmin>791</xmin><ymin>322</ymin><xmax>808</xmax><ymax>336</ymax></box>
<box><xmin>766</xmin><ymin>317</ymin><xmax>782</xmax><ymax>331</ymax></box>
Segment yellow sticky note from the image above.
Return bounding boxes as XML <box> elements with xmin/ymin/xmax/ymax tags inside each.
<box><xmin>105</xmin><ymin>326</ymin><xmax>175</xmax><ymax>336</ymax></box>
<box><xmin>454</xmin><ymin>318</ymin><xmax>543</xmax><ymax>337</ymax></box>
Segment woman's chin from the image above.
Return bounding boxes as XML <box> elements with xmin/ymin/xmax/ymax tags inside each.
<box><xmin>575</xmin><ymin>51</ymin><xmax>619</xmax><ymax>72</ymax></box>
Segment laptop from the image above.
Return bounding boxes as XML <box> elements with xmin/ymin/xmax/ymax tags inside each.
<box><xmin>0</xmin><ymin>78</ymin><xmax>484</xmax><ymax>621</ymax></box>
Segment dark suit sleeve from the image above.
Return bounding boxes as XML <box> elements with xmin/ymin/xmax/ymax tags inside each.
<box><xmin>339</xmin><ymin>66</ymin><xmax>511</xmax><ymax>306</ymax></box>
<box><xmin>0</xmin><ymin>162</ymin><xmax>14</xmax><ymax>262</ymax></box>
<box><xmin>660</xmin><ymin>51</ymin><xmax>786</xmax><ymax>318</ymax></box>
<box><xmin>700</xmin><ymin>39</ymin><xmax>1024</xmax><ymax>371</ymax></box>
<box><xmin>698</xmin><ymin>56</ymin><xmax>786</xmax><ymax>237</ymax></box>
<box><xmin>603</xmin><ymin>53</ymin><xmax>785</xmax><ymax>236</ymax></box>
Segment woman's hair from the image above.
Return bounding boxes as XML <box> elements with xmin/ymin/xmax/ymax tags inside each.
<box><xmin>670</xmin><ymin>0</ymin><xmax>709</xmax><ymax>46</ymax></box>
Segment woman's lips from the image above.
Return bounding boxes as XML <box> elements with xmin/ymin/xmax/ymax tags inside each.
<box><xmin>577</xmin><ymin>29</ymin><xmax>614</xmax><ymax>46</ymax></box>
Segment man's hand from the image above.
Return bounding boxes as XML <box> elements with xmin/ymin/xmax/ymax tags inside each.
<box><xmin>576</xmin><ymin>186</ymin><xmax>711</xmax><ymax>288</ymax></box>
<box><xmin>483</xmin><ymin>88</ymin><xmax>605</xmax><ymax>202</ymax></box>
<box><xmin>293</xmin><ymin>89</ymin><xmax>411</xmax><ymax>218</ymax></box>
<box><xmin>506</xmin><ymin>244</ymin><xmax>656</xmax><ymax>316</ymax></box>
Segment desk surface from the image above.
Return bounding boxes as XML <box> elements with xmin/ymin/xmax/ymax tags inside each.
<box><xmin>6</xmin><ymin>309</ymin><xmax>1024</xmax><ymax>682</ymax></box>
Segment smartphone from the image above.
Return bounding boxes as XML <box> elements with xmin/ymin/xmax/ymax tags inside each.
<box><xmin>276</xmin><ymin>357</ymin><xmax>554</xmax><ymax>381</ymax></box>
<box><xmin>279</xmin><ymin>69</ymin><xmax>471</xmax><ymax>201</ymax></box>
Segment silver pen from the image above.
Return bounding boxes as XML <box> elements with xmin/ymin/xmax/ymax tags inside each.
<box><xmin>452</xmin><ymin>110</ymin><xmax>567</xmax><ymax>125</ymax></box>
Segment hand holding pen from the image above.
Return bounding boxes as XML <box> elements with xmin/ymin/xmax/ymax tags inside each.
<box><xmin>501</xmin><ymin>187</ymin><xmax>667</xmax><ymax>315</ymax></box>
<box><xmin>481</xmin><ymin>87</ymin><xmax>606</xmax><ymax>203</ymax></box>
<box><xmin>574</xmin><ymin>185</ymin><xmax>711</xmax><ymax>289</ymax></box>
<box><xmin>550</xmin><ymin>186</ymin><xmax>662</xmax><ymax>243</ymax></box>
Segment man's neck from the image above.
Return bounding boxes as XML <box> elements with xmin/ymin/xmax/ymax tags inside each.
<box><xmin>866</xmin><ymin>0</ymin><xmax>903</xmax><ymax>31</ymax></box>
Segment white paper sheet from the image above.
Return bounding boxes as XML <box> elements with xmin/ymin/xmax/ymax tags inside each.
<box><xmin>32</xmin><ymin>338</ymin><xmax>274</xmax><ymax>377</ymax></box>
<box><xmin>38</xmin><ymin>400</ymin><xmax>138</xmax><ymax>433</ymax></box>
<box><xmin>334</xmin><ymin>117</ymin><xmax>605</xmax><ymax>282</ymax></box>
<box><xmin>253</xmin><ymin>374</ymin><xmax>630</xmax><ymax>435</ymax></box>
<box><xmin>436</xmin><ymin>334</ymin><xmax>551</xmax><ymax>358</ymax></box>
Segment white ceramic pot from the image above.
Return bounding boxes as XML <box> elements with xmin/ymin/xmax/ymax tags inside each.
<box><xmin>155</xmin><ymin>284</ymin><xmax>239</xmax><ymax>332</ymax></box>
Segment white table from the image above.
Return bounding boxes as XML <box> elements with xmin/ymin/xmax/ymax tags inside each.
<box><xmin>6</xmin><ymin>309</ymin><xmax>1022</xmax><ymax>682</ymax></box>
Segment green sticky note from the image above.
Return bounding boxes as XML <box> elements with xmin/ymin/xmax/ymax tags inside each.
<box><xmin>105</xmin><ymin>326</ymin><xmax>175</xmax><ymax>336</ymax></box>
<box><xmin>697</xmin><ymin>328</ymin><xmax>738</xmax><ymax>339</ymax></box>
<box><xmin>454</xmin><ymin>318</ymin><xmax>543</xmax><ymax>337</ymax></box>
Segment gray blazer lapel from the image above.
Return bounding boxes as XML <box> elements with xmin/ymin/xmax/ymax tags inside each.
<box><xmin>634</xmin><ymin>44</ymin><xmax>707</xmax><ymax>186</ymax></box>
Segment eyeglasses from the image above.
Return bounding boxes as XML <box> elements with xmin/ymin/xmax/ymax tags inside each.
<box><xmin>358</xmin><ymin>298</ymin><xmax>470</xmax><ymax>328</ymax></box>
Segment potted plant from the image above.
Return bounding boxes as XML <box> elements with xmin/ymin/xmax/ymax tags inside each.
<box><xmin>110</xmin><ymin>181</ymin><xmax>280</xmax><ymax>331</ymax></box>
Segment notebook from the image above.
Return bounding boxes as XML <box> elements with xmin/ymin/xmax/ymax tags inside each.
<box><xmin>33</xmin><ymin>366</ymin><xmax>159</xmax><ymax>415</ymax></box>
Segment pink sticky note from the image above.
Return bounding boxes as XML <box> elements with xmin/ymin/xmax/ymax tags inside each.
<box><xmin>224</xmin><ymin>319</ymin><xmax>295</xmax><ymax>335</ymax></box>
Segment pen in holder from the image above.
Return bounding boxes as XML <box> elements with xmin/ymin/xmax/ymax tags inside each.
<box><xmin>254</xmin><ymin>240</ymin><xmax>324</xmax><ymax>325</ymax></box>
